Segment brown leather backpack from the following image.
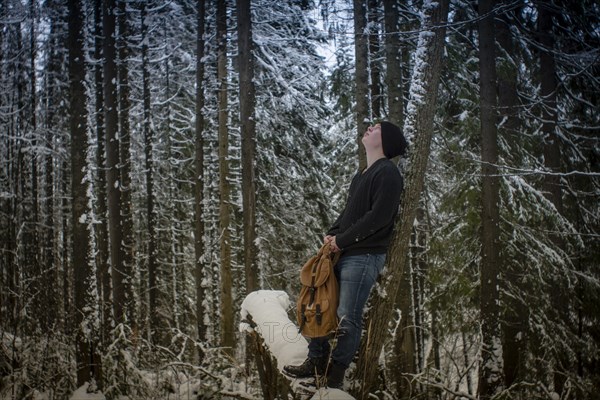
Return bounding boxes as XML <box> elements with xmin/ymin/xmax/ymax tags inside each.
<box><xmin>296</xmin><ymin>243</ymin><xmax>340</xmax><ymax>338</ymax></box>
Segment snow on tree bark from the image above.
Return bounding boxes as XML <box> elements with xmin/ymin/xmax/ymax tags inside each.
<box><xmin>217</xmin><ymin>0</ymin><xmax>235</xmax><ymax>356</ymax></box>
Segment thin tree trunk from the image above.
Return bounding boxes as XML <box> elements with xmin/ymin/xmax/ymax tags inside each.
<box><xmin>15</xmin><ymin>8</ymin><xmax>25</xmax><ymax>340</ymax></box>
<box><xmin>383</xmin><ymin>0</ymin><xmax>404</xmax><ymax>128</ymax></box>
<box><xmin>2</xmin><ymin>12</ymin><xmax>18</xmax><ymax>338</ymax></box>
<box><xmin>386</xmin><ymin>2</ymin><xmax>415</xmax><ymax>395</ymax></box>
<box><xmin>62</xmin><ymin>157</ymin><xmax>71</xmax><ymax>334</ymax></box>
<box><xmin>392</xmin><ymin>207</ymin><xmax>427</xmax><ymax>398</ymax></box>
<box><xmin>43</xmin><ymin>106</ymin><xmax>57</xmax><ymax>331</ymax></box>
<box><xmin>462</xmin><ymin>331</ymin><xmax>474</xmax><ymax>395</ymax></box>
<box><xmin>353</xmin><ymin>0</ymin><xmax>369</xmax><ymax>169</ymax></box>
<box><xmin>103</xmin><ymin>0</ymin><xmax>124</xmax><ymax>326</ymax></box>
<box><xmin>428</xmin><ymin>305</ymin><xmax>442</xmax><ymax>400</ymax></box>
<box><xmin>477</xmin><ymin>0</ymin><xmax>504</xmax><ymax>397</ymax></box>
<box><xmin>15</xmin><ymin>1</ymin><xmax>37</xmax><ymax>337</ymax></box>
<box><xmin>353</xmin><ymin>1</ymin><xmax>450</xmax><ymax>397</ymax></box>
<box><xmin>0</xmin><ymin>0</ymin><xmax>5</xmax><ymax>327</ymax></box>
<box><xmin>171</xmin><ymin>232</ymin><xmax>180</xmax><ymax>331</ymax></box>
<box><xmin>414</xmin><ymin>205</ymin><xmax>429</xmax><ymax>380</ymax></box>
<box><xmin>118</xmin><ymin>0</ymin><xmax>135</xmax><ymax>331</ymax></box>
<box><xmin>42</xmin><ymin>0</ymin><xmax>63</xmax><ymax>338</ymax></box>
<box><xmin>237</xmin><ymin>0</ymin><xmax>261</xmax><ymax>390</ymax></box>
<box><xmin>368</xmin><ymin>0</ymin><xmax>382</xmax><ymax>120</ymax></box>
<box><xmin>140</xmin><ymin>0</ymin><xmax>158</xmax><ymax>346</ymax></box>
<box><xmin>69</xmin><ymin>0</ymin><xmax>101</xmax><ymax>386</ymax></box>
<box><xmin>538</xmin><ymin>4</ymin><xmax>562</xmax><ymax>215</ymax></box>
<box><xmin>238</xmin><ymin>0</ymin><xmax>259</xmax><ymax>293</ymax></box>
<box><xmin>94</xmin><ymin>0</ymin><xmax>110</xmax><ymax>347</ymax></box>
<box><xmin>217</xmin><ymin>0</ymin><xmax>234</xmax><ymax>356</ymax></box>
<box><xmin>392</xmin><ymin>256</ymin><xmax>416</xmax><ymax>398</ymax></box>
<box><xmin>163</xmin><ymin>18</ymin><xmax>175</xmax><ymax>340</ymax></box>
<box><xmin>194</xmin><ymin>0</ymin><xmax>207</xmax><ymax>356</ymax></box>
<box><xmin>496</xmin><ymin>2</ymin><xmax>525</xmax><ymax>388</ymax></box>
<box><xmin>28</xmin><ymin>0</ymin><xmax>42</xmax><ymax>332</ymax></box>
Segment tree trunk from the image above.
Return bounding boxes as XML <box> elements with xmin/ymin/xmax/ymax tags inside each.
<box><xmin>353</xmin><ymin>1</ymin><xmax>450</xmax><ymax>397</ymax></box>
<box><xmin>392</xmin><ymin>256</ymin><xmax>416</xmax><ymax>398</ymax></box>
<box><xmin>163</xmin><ymin>21</ymin><xmax>176</xmax><ymax>338</ymax></box>
<box><xmin>496</xmin><ymin>1</ymin><xmax>525</xmax><ymax>388</ymax></box>
<box><xmin>1</xmin><ymin>5</ymin><xmax>19</xmax><ymax>339</ymax></box>
<box><xmin>140</xmin><ymin>0</ymin><xmax>158</xmax><ymax>347</ymax></box>
<box><xmin>237</xmin><ymin>0</ymin><xmax>261</xmax><ymax>390</ymax></box>
<box><xmin>392</xmin><ymin>207</ymin><xmax>427</xmax><ymax>398</ymax></box>
<box><xmin>385</xmin><ymin>1</ymin><xmax>416</xmax><ymax>396</ymax></box>
<box><xmin>477</xmin><ymin>0</ymin><xmax>504</xmax><ymax>398</ymax></box>
<box><xmin>62</xmin><ymin>157</ymin><xmax>71</xmax><ymax>334</ymax></box>
<box><xmin>383</xmin><ymin>0</ymin><xmax>404</xmax><ymax>129</ymax></box>
<box><xmin>69</xmin><ymin>0</ymin><xmax>101</xmax><ymax>386</ymax></box>
<box><xmin>28</xmin><ymin>0</ymin><xmax>42</xmax><ymax>332</ymax></box>
<box><xmin>238</xmin><ymin>0</ymin><xmax>259</xmax><ymax>293</ymax></box>
<box><xmin>428</xmin><ymin>304</ymin><xmax>442</xmax><ymax>400</ymax></box>
<box><xmin>217</xmin><ymin>0</ymin><xmax>234</xmax><ymax>355</ymax></box>
<box><xmin>194</xmin><ymin>0</ymin><xmax>207</xmax><ymax>356</ymax></box>
<box><xmin>41</xmin><ymin>0</ymin><xmax>64</xmax><ymax>341</ymax></box>
<box><xmin>94</xmin><ymin>0</ymin><xmax>111</xmax><ymax>348</ymax></box>
<box><xmin>16</xmin><ymin>20</ymin><xmax>25</xmax><ymax>338</ymax></box>
<box><xmin>538</xmin><ymin>1</ymin><xmax>568</xmax><ymax>394</ymax></box>
<box><xmin>0</xmin><ymin>0</ymin><xmax>5</xmax><ymax>327</ymax></box>
<box><xmin>118</xmin><ymin>0</ymin><xmax>135</xmax><ymax>331</ymax></box>
<box><xmin>368</xmin><ymin>0</ymin><xmax>382</xmax><ymax>120</ymax></box>
<box><xmin>414</xmin><ymin>205</ymin><xmax>429</xmax><ymax>379</ymax></box>
<box><xmin>538</xmin><ymin>4</ymin><xmax>562</xmax><ymax>215</ymax></box>
<box><xmin>103</xmin><ymin>0</ymin><xmax>124</xmax><ymax>326</ymax></box>
<box><xmin>43</xmin><ymin>104</ymin><xmax>57</xmax><ymax>332</ymax></box>
<box><xmin>462</xmin><ymin>330</ymin><xmax>474</xmax><ymax>395</ymax></box>
<box><xmin>353</xmin><ymin>0</ymin><xmax>369</xmax><ymax>169</ymax></box>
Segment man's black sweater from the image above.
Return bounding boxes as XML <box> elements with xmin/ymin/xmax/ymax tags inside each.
<box><xmin>327</xmin><ymin>158</ymin><xmax>403</xmax><ymax>256</ymax></box>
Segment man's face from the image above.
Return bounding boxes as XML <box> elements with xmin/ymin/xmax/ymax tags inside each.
<box><xmin>362</xmin><ymin>123</ymin><xmax>383</xmax><ymax>150</ymax></box>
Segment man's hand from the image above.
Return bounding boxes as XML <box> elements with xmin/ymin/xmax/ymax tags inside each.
<box><xmin>324</xmin><ymin>235</ymin><xmax>341</xmax><ymax>253</ymax></box>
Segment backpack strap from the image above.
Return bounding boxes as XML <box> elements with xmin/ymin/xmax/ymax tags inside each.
<box><xmin>316</xmin><ymin>304</ymin><xmax>322</xmax><ymax>326</ymax></box>
<box><xmin>298</xmin><ymin>304</ymin><xmax>308</xmax><ymax>333</ymax></box>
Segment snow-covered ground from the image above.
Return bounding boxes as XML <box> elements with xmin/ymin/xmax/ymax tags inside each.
<box><xmin>239</xmin><ymin>290</ymin><xmax>308</xmax><ymax>371</ymax></box>
<box><xmin>69</xmin><ymin>383</ymin><xmax>106</xmax><ymax>400</ymax></box>
<box><xmin>32</xmin><ymin>289</ymin><xmax>357</xmax><ymax>400</ymax></box>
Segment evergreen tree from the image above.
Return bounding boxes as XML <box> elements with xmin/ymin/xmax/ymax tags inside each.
<box><xmin>69</xmin><ymin>0</ymin><xmax>102</xmax><ymax>386</ymax></box>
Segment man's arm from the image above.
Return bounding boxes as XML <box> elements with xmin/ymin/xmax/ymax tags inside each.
<box><xmin>326</xmin><ymin>208</ymin><xmax>345</xmax><ymax>237</ymax></box>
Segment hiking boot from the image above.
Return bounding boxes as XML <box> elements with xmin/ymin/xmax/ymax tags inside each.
<box><xmin>326</xmin><ymin>362</ymin><xmax>346</xmax><ymax>389</ymax></box>
<box><xmin>283</xmin><ymin>357</ymin><xmax>327</xmax><ymax>378</ymax></box>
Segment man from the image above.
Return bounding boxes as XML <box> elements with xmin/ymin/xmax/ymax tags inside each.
<box><xmin>284</xmin><ymin>121</ymin><xmax>407</xmax><ymax>388</ymax></box>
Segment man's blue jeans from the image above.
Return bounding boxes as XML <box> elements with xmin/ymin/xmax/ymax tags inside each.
<box><xmin>307</xmin><ymin>253</ymin><xmax>386</xmax><ymax>368</ymax></box>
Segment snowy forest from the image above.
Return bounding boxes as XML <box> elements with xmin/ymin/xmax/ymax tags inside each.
<box><xmin>0</xmin><ymin>0</ymin><xmax>599</xmax><ymax>399</ymax></box>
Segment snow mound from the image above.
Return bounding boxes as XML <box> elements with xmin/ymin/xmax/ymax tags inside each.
<box><xmin>240</xmin><ymin>290</ymin><xmax>308</xmax><ymax>371</ymax></box>
<box><xmin>69</xmin><ymin>383</ymin><xmax>106</xmax><ymax>400</ymax></box>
